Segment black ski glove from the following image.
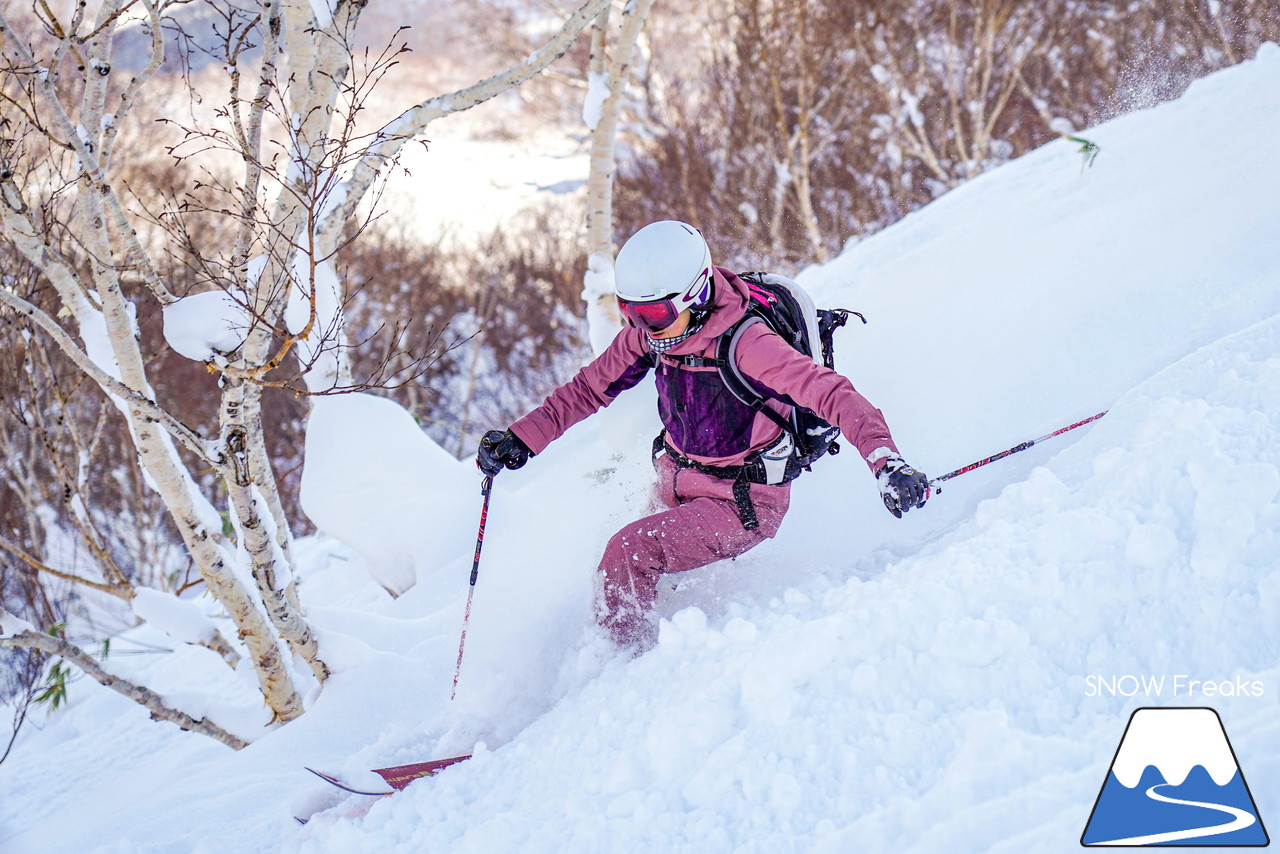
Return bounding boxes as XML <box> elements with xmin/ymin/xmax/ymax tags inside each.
<box><xmin>476</xmin><ymin>429</ymin><xmax>532</xmax><ymax>476</ymax></box>
<box><xmin>877</xmin><ymin>457</ymin><xmax>929</xmax><ymax>518</ymax></box>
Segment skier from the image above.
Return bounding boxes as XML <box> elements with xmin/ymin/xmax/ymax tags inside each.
<box><xmin>476</xmin><ymin>221</ymin><xmax>928</xmax><ymax>651</ymax></box>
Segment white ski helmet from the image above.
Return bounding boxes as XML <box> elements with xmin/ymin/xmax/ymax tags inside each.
<box><xmin>614</xmin><ymin>221</ymin><xmax>714</xmax><ymax>330</ymax></box>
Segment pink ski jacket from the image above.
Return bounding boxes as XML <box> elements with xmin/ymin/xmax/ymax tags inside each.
<box><xmin>510</xmin><ymin>267</ymin><xmax>900</xmax><ymax>473</ymax></box>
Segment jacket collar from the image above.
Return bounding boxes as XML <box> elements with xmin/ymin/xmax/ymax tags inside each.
<box><xmin>662</xmin><ymin>267</ymin><xmax>752</xmax><ymax>357</ymax></box>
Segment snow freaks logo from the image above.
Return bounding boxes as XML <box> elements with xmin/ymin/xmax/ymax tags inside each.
<box><xmin>1084</xmin><ymin>674</ymin><xmax>1265</xmax><ymax>699</ymax></box>
<box><xmin>1081</xmin><ymin>707</ymin><xmax>1269</xmax><ymax>847</ymax></box>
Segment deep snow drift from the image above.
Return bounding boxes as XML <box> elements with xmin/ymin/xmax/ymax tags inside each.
<box><xmin>3</xmin><ymin>44</ymin><xmax>1280</xmax><ymax>854</ymax></box>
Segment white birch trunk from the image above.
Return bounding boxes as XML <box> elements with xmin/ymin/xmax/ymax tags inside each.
<box><xmin>791</xmin><ymin>4</ymin><xmax>827</xmax><ymax>264</ymax></box>
<box><xmin>581</xmin><ymin>0</ymin><xmax>657</xmax><ymax>355</ymax></box>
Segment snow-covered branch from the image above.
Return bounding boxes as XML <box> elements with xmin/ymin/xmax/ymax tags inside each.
<box><xmin>0</xmin><ymin>631</ymin><xmax>249</xmax><ymax>750</ymax></box>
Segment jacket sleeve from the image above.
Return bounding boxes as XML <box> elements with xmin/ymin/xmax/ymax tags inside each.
<box><xmin>508</xmin><ymin>327</ymin><xmax>654</xmax><ymax>455</ymax></box>
<box><xmin>733</xmin><ymin>323</ymin><xmax>900</xmax><ymax>474</ymax></box>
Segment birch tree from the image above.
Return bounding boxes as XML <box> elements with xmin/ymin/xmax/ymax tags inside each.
<box><xmin>0</xmin><ymin>0</ymin><xmax>608</xmax><ymax>744</ymax></box>
<box><xmin>580</xmin><ymin>0</ymin><xmax>656</xmax><ymax>355</ymax></box>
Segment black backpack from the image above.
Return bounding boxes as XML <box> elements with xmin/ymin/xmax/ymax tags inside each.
<box><xmin>716</xmin><ymin>272</ymin><xmax>863</xmax><ymax>483</ymax></box>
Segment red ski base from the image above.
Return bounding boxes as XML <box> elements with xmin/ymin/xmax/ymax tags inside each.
<box><xmin>306</xmin><ymin>754</ymin><xmax>473</xmax><ymax>797</ymax></box>
<box><xmin>374</xmin><ymin>754</ymin><xmax>472</xmax><ymax>791</ymax></box>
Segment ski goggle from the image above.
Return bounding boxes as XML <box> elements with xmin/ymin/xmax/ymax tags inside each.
<box><xmin>616</xmin><ymin>295</ymin><xmax>682</xmax><ymax>333</ymax></box>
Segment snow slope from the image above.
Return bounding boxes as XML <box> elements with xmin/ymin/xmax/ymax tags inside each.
<box><xmin>3</xmin><ymin>44</ymin><xmax>1280</xmax><ymax>854</ymax></box>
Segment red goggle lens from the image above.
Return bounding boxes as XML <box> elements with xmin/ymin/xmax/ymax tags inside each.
<box><xmin>617</xmin><ymin>297</ymin><xmax>680</xmax><ymax>333</ymax></box>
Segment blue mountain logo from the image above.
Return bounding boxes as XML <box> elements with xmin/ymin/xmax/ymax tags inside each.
<box><xmin>1082</xmin><ymin>707</ymin><xmax>1269</xmax><ymax>846</ymax></box>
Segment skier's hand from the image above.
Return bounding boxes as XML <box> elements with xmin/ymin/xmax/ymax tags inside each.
<box><xmin>476</xmin><ymin>429</ymin><xmax>532</xmax><ymax>476</ymax></box>
<box><xmin>877</xmin><ymin>457</ymin><xmax>929</xmax><ymax>518</ymax></box>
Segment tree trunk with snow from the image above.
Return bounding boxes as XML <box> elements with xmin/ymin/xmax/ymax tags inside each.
<box><xmin>581</xmin><ymin>0</ymin><xmax>657</xmax><ymax>356</ymax></box>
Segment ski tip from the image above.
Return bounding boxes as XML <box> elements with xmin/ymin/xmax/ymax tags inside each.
<box><xmin>304</xmin><ymin>766</ymin><xmax>338</xmax><ymax>784</ymax></box>
<box><xmin>294</xmin><ymin>816</ymin><xmax>309</xmax><ymax>826</ymax></box>
<box><xmin>304</xmin><ymin>766</ymin><xmax>395</xmax><ymax>797</ymax></box>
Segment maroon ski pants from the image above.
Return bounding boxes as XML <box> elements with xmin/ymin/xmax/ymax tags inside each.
<box><xmin>596</xmin><ymin>453</ymin><xmax>790</xmax><ymax>648</ymax></box>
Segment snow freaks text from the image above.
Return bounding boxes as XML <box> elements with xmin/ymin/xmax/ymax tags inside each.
<box><xmin>1084</xmin><ymin>675</ymin><xmax>1265</xmax><ymax>699</ymax></box>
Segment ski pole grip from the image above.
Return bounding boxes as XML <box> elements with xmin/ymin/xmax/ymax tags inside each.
<box><xmin>469</xmin><ymin>477</ymin><xmax>492</xmax><ymax>587</ymax></box>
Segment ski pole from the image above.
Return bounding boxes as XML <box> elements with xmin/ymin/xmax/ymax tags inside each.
<box><xmin>929</xmin><ymin>411</ymin><xmax>1107</xmax><ymax>493</ymax></box>
<box><xmin>451</xmin><ymin>475</ymin><xmax>492</xmax><ymax>701</ymax></box>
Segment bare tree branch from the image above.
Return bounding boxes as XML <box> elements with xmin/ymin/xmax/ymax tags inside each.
<box><xmin>0</xmin><ymin>535</ymin><xmax>131</xmax><ymax>598</ymax></box>
<box><xmin>0</xmin><ymin>4</ymin><xmax>177</xmax><ymax>305</ymax></box>
<box><xmin>0</xmin><ymin>288</ymin><xmax>215</xmax><ymax>465</ymax></box>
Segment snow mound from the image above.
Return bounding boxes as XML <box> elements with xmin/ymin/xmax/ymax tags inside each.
<box><xmin>300</xmin><ymin>393</ymin><xmax>477</xmax><ymax>595</ymax></box>
<box><xmin>162</xmin><ymin>290</ymin><xmax>250</xmax><ymax>361</ymax></box>
<box><xmin>130</xmin><ymin>587</ymin><xmax>220</xmax><ymax>646</ymax></box>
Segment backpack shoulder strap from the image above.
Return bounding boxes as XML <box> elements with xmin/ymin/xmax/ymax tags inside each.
<box><xmin>716</xmin><ymin>314</ymin><xmax>764</xmax><ymax>407</ymax></box>
<box><xmin>717</xmin><ymin>314</ymin><xmax>797</xmax><ymax>440</ymax></box>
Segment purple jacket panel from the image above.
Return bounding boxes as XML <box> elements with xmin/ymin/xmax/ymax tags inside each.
<box><xmin>654</xmin><ymin>360</ymin><xmax>763</xmax><ymax>459</ymax></box>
